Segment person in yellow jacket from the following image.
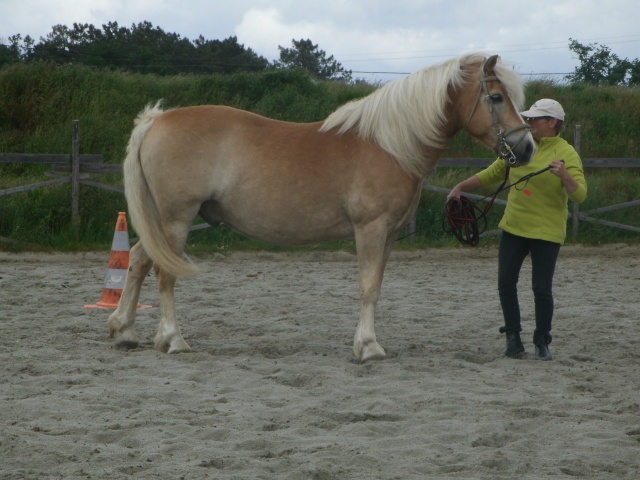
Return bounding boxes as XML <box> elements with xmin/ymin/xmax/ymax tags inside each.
<box><xmin>447</xmin><ymin>99</ymin><xmax>587</xmax><ymax>360</ymax></box>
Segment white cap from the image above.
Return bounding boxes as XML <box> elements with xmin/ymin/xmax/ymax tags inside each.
<box><xmin>520</xmin><ymin>99</ymin><xmax>565</xmax><ymax>121</ymax></box>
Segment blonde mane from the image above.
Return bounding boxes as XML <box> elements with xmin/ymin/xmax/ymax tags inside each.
<box><xmin>320</xmin><ymin>53</ymin><xmax>525</xmax><ymax>178</ymax></box>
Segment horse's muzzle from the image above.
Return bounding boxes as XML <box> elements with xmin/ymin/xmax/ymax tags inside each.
<box><xmin>499</xmin><ymin>126</ymin><xmax>535</xmax><ymax>167</ymax></box>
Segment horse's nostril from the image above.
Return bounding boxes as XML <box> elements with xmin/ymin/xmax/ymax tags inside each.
<box><xmin>521</xmin><ymin>142</ymin><xmax>535</xmax><ymax>159</ymax></box>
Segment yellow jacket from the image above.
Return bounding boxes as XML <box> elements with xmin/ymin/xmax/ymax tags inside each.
<box><xmin>476</xmin><ymin>135</ymin><xmax>587</xmax><ymax>244</ymax></box>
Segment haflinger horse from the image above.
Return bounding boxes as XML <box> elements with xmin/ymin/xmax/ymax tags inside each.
<box><xmin>108</xmin><ymin>53</ymin><xmax>535</xmax><ymax>362</ymax></box>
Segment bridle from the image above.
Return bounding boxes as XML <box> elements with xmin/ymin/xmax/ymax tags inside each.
<box><xmin>405</xmin><ymin>65</ymin><xmax>541</xmax><ymax>246</ymax></box>
<box><xmin>443</xmin><ymin>69</ymin><xmax>544</xmax><ymax>246</ymax></box>
<box><xmin>464</xmin><ymin>72</ymin><xmax>531</xmax><ymax>166</ymax></box>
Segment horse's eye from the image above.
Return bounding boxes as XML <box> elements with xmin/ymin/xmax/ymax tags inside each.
<box><xmin>489</xmin><ymin>93</ymin><xmax>503</xmax><ymax>103</ymax></box>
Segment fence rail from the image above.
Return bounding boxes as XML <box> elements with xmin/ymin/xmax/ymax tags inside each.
<box><xmin>1</xmin><ymin>123</ymin><xmax>639</xmax><ymax>244</ymax></box>
<box><xmin>425</xmin><ymin>159</ymin><xmax>640</xmax><ymax>236</ymax></box>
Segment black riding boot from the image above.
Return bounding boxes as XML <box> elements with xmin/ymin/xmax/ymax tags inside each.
<box><xmin>535</xmin><ymin>342</ymin><xmax>552</xmax><ymax>361</ymax></box>
<box><xmin>500</xmin><ymin>327</ymin><xmax>525</xmax><ymax>358</ymax></box>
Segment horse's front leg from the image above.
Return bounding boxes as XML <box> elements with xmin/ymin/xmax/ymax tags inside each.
<box><xmin>153</xmin><ymin>267</ymin><xmax>191</xmax><ymax>353</ymax></box>
<box><xmin>108</xmin><ymin>242</ymin><xmax>152</xmax><ymax>349</ymax></box>
<box><xmin>353</xmin><ymin>224</ymin><xmax>396</xmax><ymax>362</ymax></box>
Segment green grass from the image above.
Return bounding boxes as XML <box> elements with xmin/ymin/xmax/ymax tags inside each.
<box><xmin>1</xmin><ymin>64</ymin><xmax>639</xmax><ymax>251</ymax></box>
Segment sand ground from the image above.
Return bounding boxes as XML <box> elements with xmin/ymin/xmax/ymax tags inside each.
<box><xmin>1</xmin><ymin>244</ymin><xmax>639</xmax><ymax>479</ymax></box>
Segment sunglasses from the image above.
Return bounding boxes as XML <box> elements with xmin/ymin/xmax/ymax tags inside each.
<box><xmin>525</xmin><ymin>116</ymin><xmax>553</xmax><ymax>123</ymax></box>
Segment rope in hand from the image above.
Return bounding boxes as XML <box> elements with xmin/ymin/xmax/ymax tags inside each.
<box><xmin>443</xmin><ymin>196</ymin><xmax>493</xmax><ymax>246</ymax></box>
<box><xmin>443</xmin><ymin>164</ymin><xmax>554</xmax><ymax>246</ymax></box>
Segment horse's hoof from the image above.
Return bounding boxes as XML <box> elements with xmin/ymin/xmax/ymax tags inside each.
<box><xmin>109</xmin><ymin>317</ymin><xmax>140</xmax><ymax>348</ymax></box>
<box><xmin>107</xmin><ymin>315</ymin><xmax>122</xmax><ymax>339</ymax></box>
<box><xmin>156</xmin><ymin>335</ymin><xmax>192</xmax><ymax>354</ymax></box>
<box><xmin>357</xmin><ymin>342</ymin><xmax>387</xmax><ymax>362</ymax></box>
<box><xmin>167</xmin><ymin>341</ymin><xmax>192</xmax><ymax>354</ymax></box>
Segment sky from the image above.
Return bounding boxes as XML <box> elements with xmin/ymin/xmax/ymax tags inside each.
<box><xmin>1</xmin><ymin>0</ymin><xmax>639</xmax><ymax>83</ymax></box>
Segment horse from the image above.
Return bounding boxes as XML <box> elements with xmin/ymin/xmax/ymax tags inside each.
<box><xmin>108</xmin><ymin>53</ymin><xmax>535</xmax><ymax>362</ymax></box>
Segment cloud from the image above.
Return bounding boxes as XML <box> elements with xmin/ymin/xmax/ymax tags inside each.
<box><xmin>235</xmin><ymin>6</ymin><xmax>455</xmax><ymax>77</ymax></box>
<box><xmin>236</xmin><ymin>8</ymin><xmax>330</xmax><ymax>60</ymax></box>
<box><xmin>2</xmin><ymin>0</ymin><xmax>640</xmax><ymax>83</ymax></box>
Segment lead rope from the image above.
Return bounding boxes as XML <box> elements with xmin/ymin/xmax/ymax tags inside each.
<box><xmin>443</xmin><ymin>164</ymin><xmax>553</xmax><ymax>246</ymax></box>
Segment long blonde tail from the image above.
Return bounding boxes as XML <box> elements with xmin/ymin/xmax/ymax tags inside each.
<box><xmin>124</xmin><ymin>102</ymin><xmax>199</xmax><ymax>277</ymax></box>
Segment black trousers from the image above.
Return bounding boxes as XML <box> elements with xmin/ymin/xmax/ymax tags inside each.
<box><xmin>498</xmin><ymin>231</ymin><xmax>561</xmax><ymax>346</ymax></box>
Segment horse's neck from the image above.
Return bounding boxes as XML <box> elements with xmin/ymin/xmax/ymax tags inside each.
<box><xmin>418</xmin><ymin>145</ymin><xmax>448</xmax><ymax>176</ymax></box>
<box><xmin>418</xmin><ymin>112</ymin><xmax>470</xmax><ymax>175</ymax></box>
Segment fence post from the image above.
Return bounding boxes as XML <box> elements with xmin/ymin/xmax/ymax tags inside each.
<box><xmin>572</xmin><ymin>125</ymin><xmax>581</xmax><ymax>240</ymax></box>
<box><xmin>71</xmin><ymin>120</ymin><xmax>80</xmax><ymax>240</ymax></box>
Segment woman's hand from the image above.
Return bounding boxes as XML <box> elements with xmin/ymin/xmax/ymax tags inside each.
<box><xmin>548</xmin><ymin>159</ymin><xmax>567</xmax><ymax>179</ymax></box>
<box><xmin>549</xmin><ymin>159</ymin><xmax>579</xmax><ymax>194</ymax></box>
<box><xmin>446</xmin><ymin>176</ymin><xmax>482</xmax><ymax>201</ymax></box>
<box><xmin>446</xmin><ymin>185</ymin><xmax>462</xmax><ymax>201</ymax></box>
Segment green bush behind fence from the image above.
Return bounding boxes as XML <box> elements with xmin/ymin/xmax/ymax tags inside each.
<box><xmin>1</xmin><ymin>63</ymin><xmax>639</xmax><ymax>250</ymax></box>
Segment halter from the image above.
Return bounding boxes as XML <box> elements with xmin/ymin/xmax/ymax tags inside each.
<box><xmin>465</xmin><ymin>73</ymin><xmax>531</xmax><ymax>166</ymax></box>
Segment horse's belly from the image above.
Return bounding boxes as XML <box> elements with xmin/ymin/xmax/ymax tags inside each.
<box><xmin>225</xmin><ymin>217</ymin><xmax>355</xmax><ymax>245</ymax></box>
<box><xmin>200</xmin><ymin>201</ymin><xmax>354</xmax><ymax>245</ymax></box>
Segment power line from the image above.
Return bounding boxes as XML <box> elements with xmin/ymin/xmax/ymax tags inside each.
<box><xmin>332</xmin><ymin>35</ymin><xmax>640</xmax><ymax>62</ymax></box>
<box><xmin>352</xmin><ymin>70</ymin><xmax>573</xmax><ymax>77</ymax></box>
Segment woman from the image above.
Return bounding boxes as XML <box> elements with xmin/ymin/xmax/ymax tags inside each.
<box><xmin>447</xmin><ymin>99</ymin><xmax>587</xmax><ymax>360</ymax></box>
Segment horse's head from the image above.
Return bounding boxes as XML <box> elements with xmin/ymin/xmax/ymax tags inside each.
<box><xmin>460</xmin><ymin>55</ymin><xmax>535</xmax><ymax>167</ymax></box>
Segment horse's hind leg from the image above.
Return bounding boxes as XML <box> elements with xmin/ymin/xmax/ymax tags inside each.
<box><xmin>108</xmin><ymin>242</ymin><xmax>153</xmax><ymax>349</ymax></box>
<box><xmin>353</xmin><ymin>224</ymin><xmax>396</xmax><ymax>362</ymax></box>
<box><xmin>151</xmin><ymin>218</ymin><xmax>196</xmax><ymax>353</ymax></box>
<box><xmin>153</xmin><ymin>266</ymin><xmax>191</xmax><ymax>353</ymax></box>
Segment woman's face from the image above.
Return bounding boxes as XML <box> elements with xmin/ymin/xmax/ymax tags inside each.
<box><xmin>525</xmin><ymin>116</ymin><xmax>558</xmax><ymax>141</ymax></box>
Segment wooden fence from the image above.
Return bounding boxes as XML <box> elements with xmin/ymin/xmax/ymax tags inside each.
<box><xmin>1</xmin><ymin>123</ymin><xmax>639</xmax><ymax>244</ymax></box>
<box><xmin>0</xmin><ymin>121</ymin><xmax>123</xmax><ymax>242</ymax></box>
<box><xmin>416</xmin><ymin>158</ymin><xmax>640</xmax><ymax>242</ymax></box>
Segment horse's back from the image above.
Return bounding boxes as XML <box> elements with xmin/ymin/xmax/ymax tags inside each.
<box><xmin>151</xmin><ymin>105</ymin><xmax>321</xmax><ymax>142</ymax></box>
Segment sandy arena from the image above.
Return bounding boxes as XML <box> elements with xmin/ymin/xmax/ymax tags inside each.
<box><xmin>1</xmin><ymin>244</ymin><xmax>639</xmax><ymax>479</ymax></box>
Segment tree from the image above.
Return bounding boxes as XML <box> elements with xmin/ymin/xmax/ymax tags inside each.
<box><xmin>193</xmin><ymin>36</ymin><xmax>269</xmax><ymax>74</ymax></box>
<box><xmin>567</xmin><ymin>38</ymin><xmax>637</xmax><ymax>86</ymax></box>
<box><xmin>274</xmin><ymin>39</ymin><xmax>352</xmax><ymax>82</ymax></box>
<box><xmin>629</xmin><ymin>59</ymin><xmax>640</xmax><ymax>86</ymax></box>
<box><xmin>4</xmin><ymin>21</ymin><xmax>270</xmax><ymax>75</ymax></box>
<box><xmin>0</xmin><ymin>34</ymin><xmax>22</xmax><ymax>67</ymax></box>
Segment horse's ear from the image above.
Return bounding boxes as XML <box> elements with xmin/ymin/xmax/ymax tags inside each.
<box><xmin>483</xmin><ymin>55</ymin><xmax>499</xmax><ymax>74</ymax></box>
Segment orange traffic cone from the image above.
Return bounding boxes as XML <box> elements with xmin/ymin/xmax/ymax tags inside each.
<box><xmin>85</xmin><ymin>212</ymin><xmax>151</xmax><ymax>310</ymax></box>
